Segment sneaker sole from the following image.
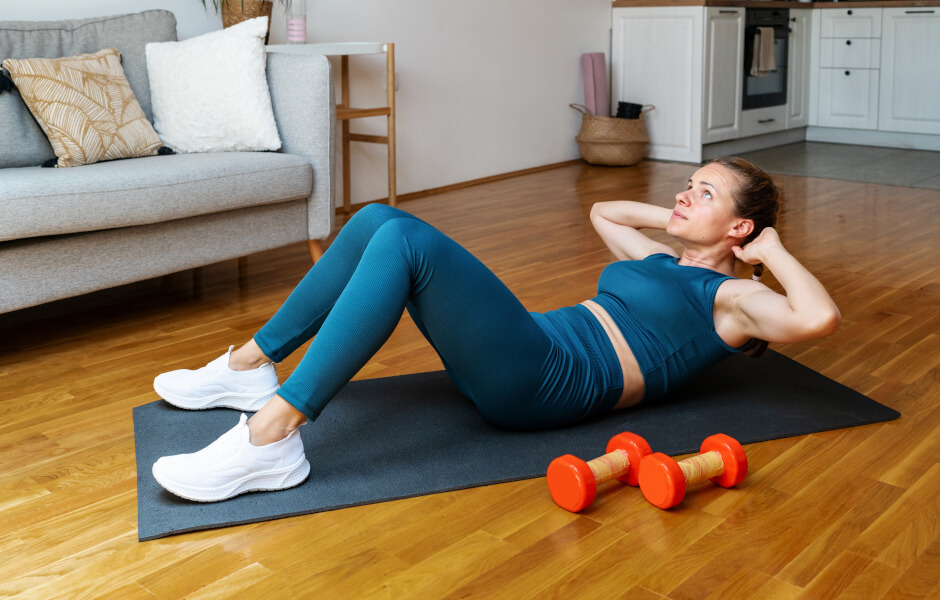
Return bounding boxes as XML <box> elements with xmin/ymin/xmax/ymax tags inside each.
<box><xmin>152</xmin><ymin>454</ymin><xmax>311</xmax><ymax>502</ymax></box>
<box><xmin>154</xmin><ymin>380</ymin><xmax>280</xmax><ymax>412</ymax></box>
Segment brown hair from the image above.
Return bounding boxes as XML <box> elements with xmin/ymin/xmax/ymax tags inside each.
<box><xmin>709</xmin><ymin>156</ymin><xmax>782</xmax><ymax>357</ymax></box>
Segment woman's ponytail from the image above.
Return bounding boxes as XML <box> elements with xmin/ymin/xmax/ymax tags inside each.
<box><xmin>752</xmin><ymin>263</ymin><xmax>764</xmax><ymax>282</ymax></box>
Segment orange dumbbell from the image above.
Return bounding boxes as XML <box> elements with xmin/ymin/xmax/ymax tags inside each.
<box><xmin>638</xmin><ymin>434</ymin><xmax>748</xmax><ymax>510</ymax></box>
<box><xmin>546</xmin><ymin>432</ymin><xmax>652</xmax><ymax>512</ymax></box>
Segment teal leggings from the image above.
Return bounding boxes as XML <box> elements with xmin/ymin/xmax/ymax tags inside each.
<box><xmin>254</xmin><ymin>204</ymin><xmax>622</xmax><ymax>430</ymax></box>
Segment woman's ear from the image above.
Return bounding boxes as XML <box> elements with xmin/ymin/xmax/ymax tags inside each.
<box><xmin>730</xmin><ymin>218</ymin><xmax>755</xmax><ymax>242</ymax></box>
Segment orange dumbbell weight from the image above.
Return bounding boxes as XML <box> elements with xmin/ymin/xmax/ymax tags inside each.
<box><xmin>547</xmin><ymin>432</ymin><xmax>652</xmax><ymax>512</ymax></box>
<box><xmin>638</xmin><ymin>434</ymin><xmax>748</xmax><ymax>510</ymax></box>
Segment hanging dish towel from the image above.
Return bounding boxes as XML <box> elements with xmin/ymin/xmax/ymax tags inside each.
<box><xmin>750</xmin><ymin>27</ymin><xmax>776</xmax><ymax>77</ymax></box>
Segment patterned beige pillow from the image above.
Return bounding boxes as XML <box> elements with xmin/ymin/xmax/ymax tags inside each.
<box><xmin>2</xmin><ymin>48</ymin><xmax>163</xmax><ymax>168</ymax></box>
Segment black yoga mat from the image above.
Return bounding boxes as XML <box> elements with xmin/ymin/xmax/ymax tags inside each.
<box><xmin>134</xmin><ymin>350</ymin><xmax>899</xmax><ymax>541</ymax></box>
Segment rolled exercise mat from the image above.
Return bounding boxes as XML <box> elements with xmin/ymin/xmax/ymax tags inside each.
<box><xmin>590</xmin><ymin>52</ymin><xmax>610</xmax><ymax>118</ymax></box>
<box><xmin>581</xmin><ymin>53</ymin><xmax>598</xmax><ymax>115</ymax></box>
<box><xmin>134</xmin><ymin>350</ymin><xmax>899</xmax><ymax>541</ymax></box>
<box><xmin>580</xmin><ymin>53</ymin><xmax>610</xmax><ymax>117</ymax></box>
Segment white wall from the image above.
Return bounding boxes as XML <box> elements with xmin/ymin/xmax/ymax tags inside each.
<box><xmin>276</xmin><ymin>0</ymin><xmax>612</xmax><ymax>204</ymax></box>
<box><xmin>5</xmin><ymin>1</ymin><xmax>612</xmax><ymax>206</ymax></box>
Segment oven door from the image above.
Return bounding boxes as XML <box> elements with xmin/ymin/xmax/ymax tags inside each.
<box><xmin>742</xmin><ymin>26</ymin><xmax>789</xmax><ymax>110</ymax></box>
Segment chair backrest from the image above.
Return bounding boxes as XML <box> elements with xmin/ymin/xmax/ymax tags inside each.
<box><xmin>0</xmin><ymin>10</ymin><xmax>178</xmax><ymax>168</ymax></box>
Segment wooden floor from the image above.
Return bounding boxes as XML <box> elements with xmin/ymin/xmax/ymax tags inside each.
<box><xmin>1</xmin><ymin>160</ymin><xmax>938</xmax><ymax>599</ymax></box>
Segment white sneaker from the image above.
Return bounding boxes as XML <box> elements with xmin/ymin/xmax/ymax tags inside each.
<box><xmin>154</xmin><ymin>346</ymin><xmax>280</xmax><ymax>411</ymax></box>
<box><xmin>152</xmin><ymin>413</ymin><xmax>310</xmax><ymax>502</ymax></box>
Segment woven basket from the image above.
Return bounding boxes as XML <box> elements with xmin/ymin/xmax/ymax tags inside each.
<box><xmin>570</xmin><ymin>103</ymin><xmax>654</xmax><ymax>167</ymax></box>
<box><xmin>222</xmin><ymin>0</ymin><xmax>274</xmax><ymax>39</ymax></box>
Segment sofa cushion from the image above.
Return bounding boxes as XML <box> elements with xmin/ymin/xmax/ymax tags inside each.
<box><xmin>0</xmin><ymin>152</ymin><xmax>313</xmax><ymax>242</ymax></box>
<box><xmin>0</xmin><ymin>10</ymin><xmax>177</xmax><ymax>168</ymax></box>
<box><xmin>3</xmin><ymin>48</ymin><xmax>164</xmax><ymax>168</ymax></box>
<box><xmin>147</xmin><ymin>18</ymin><xmax>281</xmax><ymax>154</ymax></box>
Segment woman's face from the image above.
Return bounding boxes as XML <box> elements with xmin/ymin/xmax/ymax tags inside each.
<box><xmin>666</xmin><ymin>163</ymin><xmax>746</xmax><ymax>245</ymax></box>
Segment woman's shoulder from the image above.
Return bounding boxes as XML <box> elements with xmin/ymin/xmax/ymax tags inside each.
<box><xmin>713</xmin><ymin>278</ymin><xmax>772</xmax><ymax>347</ymax></box>
<box><xmin>714</xmin><ymin>277</ymin><xmax>777</xmax><ymax>320</ymax></box>
<box><xmin>716</xmin><ymin>276</ymin><xmax>769</xmax><ymax>299</ymax></box>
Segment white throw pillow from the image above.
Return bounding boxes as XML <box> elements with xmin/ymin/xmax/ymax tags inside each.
<box><xmin>145</xmin><ymin>18</ymin><xmax>281</xmax><ymax>153</ymax></box>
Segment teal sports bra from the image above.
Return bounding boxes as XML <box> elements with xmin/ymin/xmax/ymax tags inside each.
<box><xmin>589</xmin><ymin>253</ymin><xmax>748</xmax><ymax>401</ymax></box>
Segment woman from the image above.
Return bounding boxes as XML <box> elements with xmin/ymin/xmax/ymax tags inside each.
<box><xmin>151</xmin><ymin>156</ymin><xmax>841</xmax><ymax>502</ymax></box>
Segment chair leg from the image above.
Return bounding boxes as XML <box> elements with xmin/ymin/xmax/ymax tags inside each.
<box><xmin>307</xmin><ymin>239</ymin><xmax>324</xmax><ymax>263</ymax></box>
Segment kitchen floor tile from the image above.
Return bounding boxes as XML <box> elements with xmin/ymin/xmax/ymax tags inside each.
<box><xmin>737</xmin><ymin>142</ymin><xmax>940</xmax><ymax>190</ymax></box>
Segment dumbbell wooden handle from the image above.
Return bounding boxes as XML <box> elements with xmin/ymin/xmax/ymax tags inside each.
<box><xmin>585</xmin><ymin>449</ymin><xmax>631</xmax><ymax>485</ymax></box>
<box><xmin>676</xmin><ymin>451</ymin><xmax>724</xmax><ymax>486</ymax></box>
<box><xmin>639</xmin><ymin>434</ymin><xmax>747</xmax><ymax>510</ymax></box>
<box><xmin>547</xmin><ymin>431</ymin><xmax>652</xmax><ymax>512</ymax></box>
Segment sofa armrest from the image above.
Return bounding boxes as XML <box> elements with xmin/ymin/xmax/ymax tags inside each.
<box><xmin>266</xmin><ymin>52</ymin><xmax>335</xmax><ymax>241</ymax></box>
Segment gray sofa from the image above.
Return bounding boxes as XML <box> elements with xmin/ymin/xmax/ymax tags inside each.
<box><xmin>0</xmin><ymin>10</ymin><xmax>335</xmax><ymax>314</ymax></box>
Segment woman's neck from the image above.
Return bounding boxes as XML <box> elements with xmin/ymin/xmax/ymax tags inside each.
<box><xmin>678</xmin><ymin>246</ymin><xmax>737</xmax><ymax>276</ymax></box>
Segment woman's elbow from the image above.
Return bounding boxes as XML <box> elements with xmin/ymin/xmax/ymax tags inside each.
<box><xmin>590</xmin><ymin>202</ymin><xmax>604</xmax><ymax>221</ymax></box>
<box><xmin>810</xmin><ymin>306</ymin><xmax>842</xmax><ymax>338</ymax></box>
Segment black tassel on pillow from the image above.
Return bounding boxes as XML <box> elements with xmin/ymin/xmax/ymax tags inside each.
<box><xmin>43</xmin><ymin>146</ymin><xmax>175</xmax><ymax>167</ymax></box>
<box><xmin>0</xmin><ymin>68</ymin><xmax>15</xmax><ymax>94</ymax></box>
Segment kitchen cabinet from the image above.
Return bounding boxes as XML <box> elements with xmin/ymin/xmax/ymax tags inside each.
<box><xmin>818</xmin><ymin>67</ymin><xmax>880</xmax><ymax>129</ymax></box>
<box><xmin>742</xmin><ymin>104</ymin><xmax>788</xmax><ymax>138</ymax></box>
<box><xmin>611</xmin><ymin>6</ymin><xmax>704</xmax><ymax>162</ymax></box>
<box><xmin>820</xmin><ymin>38</ymin><xmax>881</xmax><ymax>70</ymax></box>
<box><xmin>878</xmin><ymin>7</ymin><xmax>940</xmax><ymax>134</ymax></box>
<box><xmin>820</xmin><ymin>7</ymin><xmax>882</xmax><ymax>38</ymax></box>
<box><xmin>703</xmin><ymin>7</ymin><xmax>745</xmax><ymax>144</ymax></box>
<box><xmin>787</xmin><ymin>8</ymin><xmax>812</xmax><ymax>129</ymax></box>
<box><xmin>816</xmin><ymin>8</ymin><xmax>881</xmax><ymax>129</ymax></box>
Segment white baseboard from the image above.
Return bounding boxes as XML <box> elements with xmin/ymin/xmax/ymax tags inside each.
<box><xmin>653</xmin><ymin>126</ymin><xmax>939</xmax><ymax>166</ymax></box>
<box><xmin>702</xmin><ymin>128</ymin><xmax>807</xmax><ymax>161</ymax></box>
<box><xmin>806</xmin><ymin>127</ymin><xmax>940</xmax><ymax>152</ymax></box>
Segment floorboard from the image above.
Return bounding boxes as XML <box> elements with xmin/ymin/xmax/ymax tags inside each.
<box><xmin>0</xmin><ymin>158</ymin><xmax>937</xmax><ymax>599</ymax></box>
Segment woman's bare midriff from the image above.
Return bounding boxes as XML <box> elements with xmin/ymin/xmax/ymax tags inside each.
<box><xmin>580</xmin><ymin>300</ymin><xmax>645</xmax><ymax>410</ymax></box>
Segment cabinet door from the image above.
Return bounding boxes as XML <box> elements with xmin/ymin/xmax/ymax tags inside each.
<box><xmin>879</xmin><ymin>7</ymin><xmax>940</xmax><ymax>134</ymax></box>
<box><xmin>703</xmin><ymin>7</ymin><xmax>744</xmax><ymax>144</ymax></box>
<box><xmin>611</xmin><ymin>7</ymin><xmax>704</xmax><ymax>163</ymax></box>
<box><xmin>820</xmin><ymin>38</ymin><xmax>881</xmax><ymax>69</ymax></box>
<box><xmin>743</xmin><ymin>104</ymin><xmax>788</xmax><ymax>138</ymax></box>
<box><xmin>821</xmin><ymin>8</ymin><xmax>882</xmax><ymax>38</ymax></box>
<box><xmin>787</xmin><ymin>9</ymin><xmax>811</xmax><ymax>129</ymax></box>
<box><xmin>818</xmin><ymin>68</ymin><xmax>879</xmax><ymax>129</ymax></box>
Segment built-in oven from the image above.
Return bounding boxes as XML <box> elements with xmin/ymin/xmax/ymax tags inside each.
<box><xmin>742</xmin><ymin>8</ymin><xmax>790</xmax><ymax>110</ymax></box>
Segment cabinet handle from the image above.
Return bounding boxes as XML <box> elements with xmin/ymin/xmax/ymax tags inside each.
<box><xmin>847</xmin><ymin>9</ymin><xmax>853</xmax><ymax>15</ymax></box>
<box><xmin>758</xmin><ymin>118</ymin><xmax>776</xmax><ymax>123</ymax></box>
<box><xmin>905</xmin><ymin>9</ymin><xmax>935</xmax><ymax>13</ymax></box>
<box><xmin>846</xmin><ymin>40</ymin><xmax>852</xmax><ymax>45</ymax></box>
<box><xmin>845</xmin><ymin>70</ymin><xmax>851</xmax><ymax>76</ymax></box>
<box><xmin>719</xmin><ymin>9</ymin><xmax>739</xmax><ymax>14</ymax></box>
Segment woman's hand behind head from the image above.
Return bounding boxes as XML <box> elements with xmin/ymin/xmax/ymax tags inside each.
<box><xmin>732</xmin><ymin>227</ymin><xmax>783</xmax><ymax>266</ymax></box>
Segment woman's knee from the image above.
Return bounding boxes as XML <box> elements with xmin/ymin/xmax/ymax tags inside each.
<box><xmin>340</xmin><ymin>205</ymin><xmax>422</xmax><ymax>252</ymax></box>
<box><xmin>354</xmin><ymin>203</ymin><xmax>411</xmax><ymax>227</ymax></box>
<box><xmin>371</xmin><ymin>217</ymin><xmax>437</xmax><ymax>251</ymax></box>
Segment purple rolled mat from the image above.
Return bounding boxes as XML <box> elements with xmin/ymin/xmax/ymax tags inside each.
<box><xmin>581</xmin><ymin>53</ymin><xmax>610</xmax><ymax>117</ymax></box>
<box><xmin>580</xmin><ymin>53</ymin><xmax>598</xmax><ymax>115</ymax></box>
